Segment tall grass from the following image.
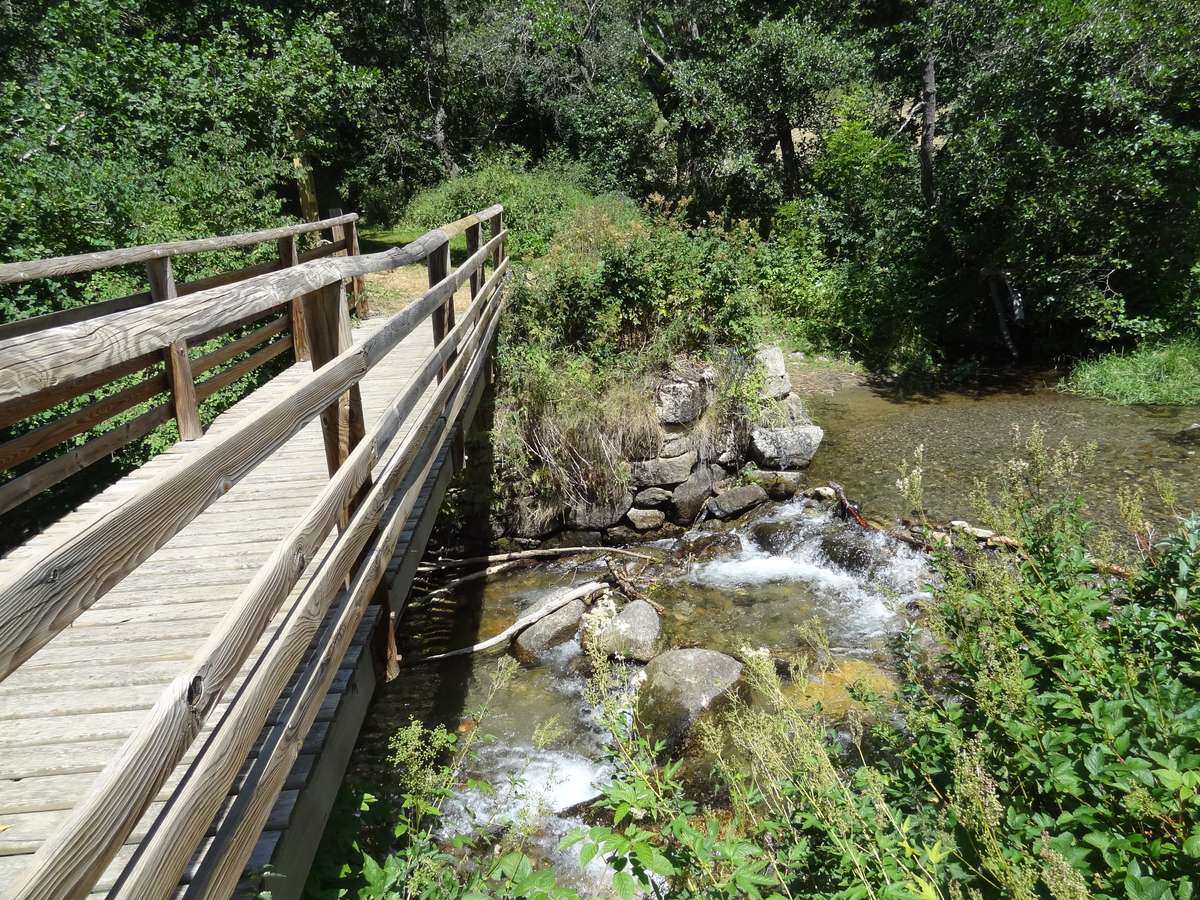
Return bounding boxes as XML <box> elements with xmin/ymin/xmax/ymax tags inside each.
<box><xmin>1063</xmin><ymin>336</ymin><xmax>1200</xmax><ymax>405</ymax></box>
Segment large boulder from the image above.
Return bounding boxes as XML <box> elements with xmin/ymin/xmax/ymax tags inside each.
<box><xmin>655</xmin><ymin>380</ymin><xmax>708</xmax><ymax>424</ymax></box>
<box><xmin>670</xmin><ymin>465</ymin><xmax>717</xmax><ymax>524</ymax></box>
<box><xmin>748</xmin><ymin>520</ymin><xmax>800</xmax><ymax>554</ymax></box>
<box><xmin>566</xmin><ymin>492</ymin><xmax>633</xmax><ymax>530</ymax></box>
<box><xmin>589</xmin><ymin>599</ymin><xmax>661</xmax><ymax>662</ymax></box>
<box><xmin>631</xmin><ymin>450</ymin><xmax>697</xmax><ymax>488</ymax></box>
<box><xmin>781</xmin><ymin>393</ymin><xmax>810</xmax><ymax>425</ymax></box>
<box><xmin>660</xmin><ymin>425</ymin><xmax>694</xmax><ymax>458</ymax></box>
<box><xmin>514</xmin><ymin>599</ymin><xmax>585</xmax><ymax>663</ymax></box>
<box><xmin>637</xmin><ymin>649</ymin><xmax>744</xmax><ymax>753</ymax></box>
<box><xmin>627</xmin><ymin>507</ymin><xmax>666</xmax><ymax>531</ymax></box>
<box><xmin>707</xmin><ymin>484</ymin><xmax>768</xmax><ymax>519</ymax></box>
<box><xmin>755</xmin><ymin>346</ymin><xmax>792</xmax><ymax>399</ymax></box>
<box><xmin>750</xmin><ymin>425</ymin><xmax>824</xmax><ymax>469</ymax></box>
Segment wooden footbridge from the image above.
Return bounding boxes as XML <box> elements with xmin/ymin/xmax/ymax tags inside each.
<box><xmin>0</xmin><ymin>205</ymin><xmax>508</xmax><ymax>899</ymax></box>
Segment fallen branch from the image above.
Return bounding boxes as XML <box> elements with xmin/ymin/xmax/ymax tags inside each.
<box><xmin>403</xmin><ymin>581</ymin><xmax>608</xmax><ymax>665</ymax></box>
<box><xmin>412</xmin><ymin>560</ymin><xmax>524</xmax><ymax>603</ymax></box>
<box><xmin>828</xmin><ymin>482</ymin><xmax>871</xmax><ymax>530</ymax></box>
<box><xmin>424</xmin><ymin>546</ymin><xmax>655</xmax><ymax>571</ymax></box>
<box><xmin>604</xmin><ymin>558</ymin><xmax>665</xmax><ymax>614</ymax></box>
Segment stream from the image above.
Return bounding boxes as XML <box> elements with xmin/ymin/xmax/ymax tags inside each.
<box><xmin>313</xmin><ymin>363</ymin><xmax>1200</xmax><ymax>896</ymax></box>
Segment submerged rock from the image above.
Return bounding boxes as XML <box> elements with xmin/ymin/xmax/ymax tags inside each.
<box><xmin>637</xmin><ymin>649</ymin><xmax>744</xmax><ymax>754</ymax></box>
<box><xmin>631</xmin><ymin>450</ymin><xmax>697</xmax><ymax>488</ymax></box>
<box><xmin>747</xmin><ymin>520</ymin><xmax>799</xmax><ymax>554</ymax></box>
<box><xmin>742</xmin><ymin>469</ymin><xmax>804</xmax><ymax>500</ymax></box>
<box><xmin>590</xmin><ymin>599</ymin><xmax>661</xmax><ymax>662</ymax></box>
<box><xmin>676</xmin><ymin>530</ymin><xmax>741</xmax><ymax>560</ymax></box>
<box><xmin>707</xmin><ymin>484</ymin><xmax>768</xmax><ymax>519</ymax></box>
<box><xmin>818</xmin><ymin>529</ymin><xmax>876</xmax><ymax>574</ymax></box>
<box><xmin>755</xmin><ymin>346</ymin><xmax>792</xmax><ymax>399</ymax></box>
<box><xmin>627</xmin><ymin>507</ymin><xmax>666</xmax><ymax>531</ymax></box>
<box><xmin>750</xmin><ymin>424</ymin><xmax>824</xmax><ymax>469</ymax></box>
<box><xmin>567</xmin><ymin>492</ymin><xmax>634</xmax><ymax>530</ymax></box>
<box><xmin>514</xmin><ymin>599</ymin><xmax>585</xmax><ymax>663</ymax></box>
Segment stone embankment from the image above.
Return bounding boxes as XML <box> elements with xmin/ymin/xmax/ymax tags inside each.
<box><xmin>504</xmin><ymin>346</ymin><xmax>825</xmax><ymax>544</ymax></box>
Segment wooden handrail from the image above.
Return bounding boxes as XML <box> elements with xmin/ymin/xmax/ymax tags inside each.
<box><xmin>0</xmin><ymin>213</ymin><xmax>358</xmax><ymax>285</ymax></box>
<box><xmin>0</xmin><ymin>224</ymin><xmax>506</xmax><ymax>682</ymax></box>
<box><xmin>0</xmin><ymin>208</ymin><xmax>500</xmax><ymax>407</ymax></box>
<box><xmin>0</xmin><ymin>204</ymin><xmax>508</xmax><ymax>899</ymax></box>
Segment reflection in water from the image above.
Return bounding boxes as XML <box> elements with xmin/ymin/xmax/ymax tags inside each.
<box><xmin>799</xmin><ymin>367</ymin><xmax>1200</xmax><ymax>529</ymax></box>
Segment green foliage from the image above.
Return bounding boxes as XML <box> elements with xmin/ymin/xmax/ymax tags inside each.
<box><xmin>1063</xmin><ymin>337</ymin><xmax>1200</xmax><ymax>405</ymax></box>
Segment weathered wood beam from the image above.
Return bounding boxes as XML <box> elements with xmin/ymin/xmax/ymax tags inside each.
<box><xmin>0</xmin><ymin>214</ymin><xmax>358</xmax><ymax>285</ymax></box>
<box><xmin>0</xmin><ymin>229</ymin><xmax>506</xmax><ymax>687</ymax></box>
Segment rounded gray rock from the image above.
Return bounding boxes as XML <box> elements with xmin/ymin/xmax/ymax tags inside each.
<box><xmin>637</xmin><ymin>649</ymin><xmax>744</xmax><ymax>753</ymax></box>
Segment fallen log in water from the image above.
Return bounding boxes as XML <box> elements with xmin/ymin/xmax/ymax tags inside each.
<box><xmin>402</xmin><ymin>580</ymin><xmax>608</xmax><ymax>665</ymax></box>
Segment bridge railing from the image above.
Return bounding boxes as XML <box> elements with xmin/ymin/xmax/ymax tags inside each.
<box><xmin>0</xmin><ymin>203</ymin><xmax>507</xmax><ymax>899</ymax></box>
<box><xmin>0</xmin><ymin>211</ymin><xmax>367</xmax><ymax>518</ymax></box>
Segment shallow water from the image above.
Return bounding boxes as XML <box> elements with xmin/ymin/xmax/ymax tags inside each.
<box><xmin>330</xmin><ymin>501</ymin><xmax>928</xmax><ymax>895</ymax></box>
<box><xmin>321</xmin><ymin>365</ymin><xmax>1199</xmax><ymax>893</ymax></box>
<box><xmin>798</xmin><ymin>366</ymin><xmax>1200</xmax><ymax>529</ymax></box>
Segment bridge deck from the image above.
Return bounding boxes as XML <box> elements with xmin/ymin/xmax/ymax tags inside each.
<box><xmin>0</xmin><ymin>305</ymin><xmax>442</xmax><ymax>895</ymax></box>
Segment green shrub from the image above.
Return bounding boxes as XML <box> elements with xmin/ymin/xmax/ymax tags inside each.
<box><xmin>1063</xmin><ymin>336</ymin><xmax>1200</xmax><ymax>405</ymax></box>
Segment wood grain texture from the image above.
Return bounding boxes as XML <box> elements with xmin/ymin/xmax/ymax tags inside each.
<box><xmin>0</xmin><ymin>246</ymin><xmax>507</xmax><ymax>900</ymax></box>
<box><xmin>0</xmin><ymin>214</ymin><xmax>357</xmax><ymax>285</ymax></box>
<box><xmin>27</xmin><ymin>264</ymin><xmax>507</xmax><ymax>900</ymax></box>
<box><xmin>0</xmin><ymin>219</ymin><xmax>500</xmax><ymax>406</ymax></box>
<box><xmin>0</xmin><ymin>226</ymin><xmax>504</xmax><ymax>684</ymax></box>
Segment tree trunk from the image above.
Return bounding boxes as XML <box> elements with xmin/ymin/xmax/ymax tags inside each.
<box><xmin>292</xmin><ymin>153</ymin><xmax>319</xmax><ymax>222</ymax></box>
<box><xmin>919</xmin><ymin>51</ymin><xmax>938</xmax><ymax>208</ymax></box>
<box><xmin>776</xmin><ymin>112</ymin><xmax>799</xmax><ymax>199</ymax></box>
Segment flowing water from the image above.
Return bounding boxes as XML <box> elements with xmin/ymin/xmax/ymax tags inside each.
<box><xmin>318</xmin><ymin>363</ymin><xmax>1200</xmax><ymax>894</ymax></box>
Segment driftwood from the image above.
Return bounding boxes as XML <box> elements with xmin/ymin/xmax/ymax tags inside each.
<box><xmin>604</xmin><ymin>558</ymin><xmax>665</xmax><ymax>614</ymax></box>
<box><xmin>403</xmin><ymin>581</ymin><xmax>608</xmax><ymax>665</ymax></box>
<box><xmin>424</xmin><ymin>546</ymin><xmax>655</xmax><ymax>570</ymax></box>
<box><xmin>411</xmin><ymin>561</ymin><xmax>524</xmax><ymax>603</ymax></box>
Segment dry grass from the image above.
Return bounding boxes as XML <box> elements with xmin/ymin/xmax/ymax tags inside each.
<box><xmin>362</xmin><ymin>265</ymin><xmax>475</xmax><ymax>318</ymax></box>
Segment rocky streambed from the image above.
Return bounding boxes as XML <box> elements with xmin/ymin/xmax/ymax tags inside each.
<box><xmin>339</xmin><ymin>490</ymin><xmax>931</xmax><ymax>896</ymax></box>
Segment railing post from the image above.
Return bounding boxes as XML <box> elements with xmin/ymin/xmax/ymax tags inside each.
<box><xmin>329</xmin><ymin>207</ymin><xmax>366</xmax><ymax>318</ymax></box>
<box><xmin>428</xmin><ymin>235</ymin><xmax>452</xmax><ymax>382</ymax></box>
<box><xmin>347</xmin><ymin>218</ymin><xmax>367</xmax><ymax>317</ymax></box>
<box><xmin>145</xmin><ymin>257</ymin><xmax>202</xmax><ymax>441</ymax></box>
<box><xmin>302</xmin><ymin>279</ymin><xmax>369</xmax><ymax>526</ymax></box>
<box><xmin>277</xmin><ymin>234</ymin><xmax>310</xmax><ymax>362</ymax></box>
<box><xmin>488</xmin><ymin>209</ymin><xmax>504</xmax><ymax>270</ymax></box>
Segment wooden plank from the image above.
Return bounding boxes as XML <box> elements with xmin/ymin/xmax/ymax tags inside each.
<box><xmin>0</xmin><ymin>352</ymin><xmax>160</xmax><ymax>431</ymax></box>
<box><xmin>14</xmin><ymin>265</ymin><xmax>505</xmax><ymax>900</ymax></box>
<box><xmin>0</xmin><ymin>214</ymin><xmax>502</xmax><ymax>405</ymax></box>
<box><xmin>180</xmin><ymin>307</ymin><xmax>507</xmax><ymax>900</ymax></box>
<box><xmin>0</xmin><ymin>400</ymin><xmax>173</xmax><ymax>517</ymax></box>
<box><xmin>277</xmin><ymin>236</ymin><xmax>309</xmax><ymax>363</ymax></box>
<box><xmin>190</xmin><ymin>315</ymin><xmax>289</xmax><ymax>378</ymax></box>
<box><xmin>176</xmin><ymin>258</ymin><xmax>279</xmax><ymax>298</ymax></box>
<box><xmin>0</xmin><ymin>215</ymin><xmax>358</xmax><ymax>286</ymax></box>
<box><xmin>296</xmin><ymin>238</ymin><xmax>348</xmax><ymax>264</ymax></box>
<box><xmin>0</xmin><ymin>293</ymin><xmax>153</xmax><ymax>343</ymax></box>
<box><xmin>193</xmin><ymin>335</ymin><xmax>293</xmax><ymax>402</ymax></box>
<box><xmin>0</xmin><ymin>371</ymin><xmax>168</xmax><ymax>472</ymax></box>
